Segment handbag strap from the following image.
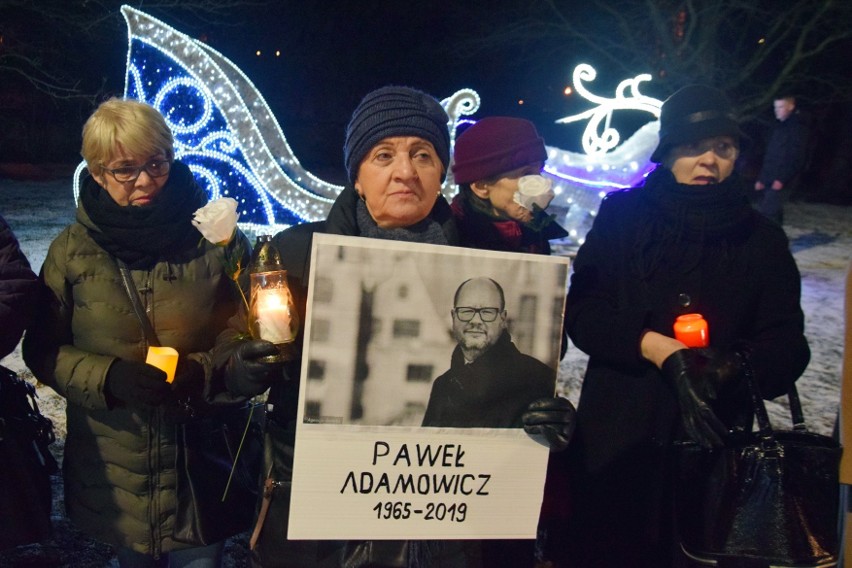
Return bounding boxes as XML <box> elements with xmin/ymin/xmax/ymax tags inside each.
<box><xmin>787</xmin><ymin>384</ymin><xmax>807</xmax><ymax>431</ymax></box>
<box><xmin>116</xmin><ymin>259</ymin><xmax>160</xmax><ymax>347</ymax></box>
<box><xmin>741</xmin><ymin>351</ymin><xmax>810</xmax><ymax>443</ymax></box>
<box><xmin>740</xmin><ymin>352</ymin><xmax>777</xmax><ymax>447</ymax></box>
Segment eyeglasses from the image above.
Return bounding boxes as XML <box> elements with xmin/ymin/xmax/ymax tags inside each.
<box><xmin>102</xmin><ymin>159</ymin><xmax>171</xmax><ymax>182</ymax></box>
<box><xmin>453</xmin><ymin>307</ymin><xmax>502</xmax><ymax>322</ymax></box>
<box><xmin>674</xmin><ymin>139</ymin><xmax>738</xmax><ymax>160</ymax></box>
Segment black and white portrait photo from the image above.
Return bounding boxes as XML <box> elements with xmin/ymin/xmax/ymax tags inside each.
<box><xmin>299</xmin><ymin>234</ymin><xmax>568</xmax><ymax>428</ymax></box>
<box><xmin>288</xmin><ymin>234</ymin><xmax>570</xmax><ymax>540</ymax></box>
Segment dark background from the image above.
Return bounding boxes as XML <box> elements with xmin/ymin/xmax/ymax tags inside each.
<box><xmin>1</xmin><ymin>1</ymin><xmax>851</xmax><ymax>202</ymax></box>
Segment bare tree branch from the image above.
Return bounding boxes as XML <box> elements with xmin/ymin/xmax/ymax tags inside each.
<box><xmin>448</xmin><ymin>0</ymin><xmax>852</xmax><ymax>120</ymax></box>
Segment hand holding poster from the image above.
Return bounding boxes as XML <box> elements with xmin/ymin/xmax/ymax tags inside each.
<box><xmin>288</xmin><ymin>234</ymin><xmax>570</xmax><ymax>540</ymax></box>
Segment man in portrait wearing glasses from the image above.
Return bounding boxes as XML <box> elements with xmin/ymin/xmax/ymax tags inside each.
<box><xmin>421</xmin><ymin>277</ymin><xmax>556</xmax><ymax>428</ymax></box>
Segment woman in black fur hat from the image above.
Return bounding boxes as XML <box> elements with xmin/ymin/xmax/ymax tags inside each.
<box><xmin>562</xmin><ymin>85</ymin><xmax>810</xmax><ymax>567</ymax></box>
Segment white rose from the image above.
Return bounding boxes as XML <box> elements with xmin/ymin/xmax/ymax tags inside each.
<box><xmin>514</xmin><ymin>175</ymin><xmax>554</xmax><ymax>210</ymax></box>
<box><xmin>192</xmin><ymin>197</ymin><xmax>239</xmax><ymax>245</ymax></box>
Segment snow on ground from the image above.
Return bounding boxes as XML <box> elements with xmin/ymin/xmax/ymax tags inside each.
<box><xmin>1</xmin><ymin>176</ymin><xmax>850</xmax><ymax>565</ymax></box>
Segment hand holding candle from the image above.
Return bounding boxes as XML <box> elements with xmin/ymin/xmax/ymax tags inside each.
<box><xmin>145</xmin><ymin>346</ymin><xmax>179</xmax><ymax>383</ymax></box>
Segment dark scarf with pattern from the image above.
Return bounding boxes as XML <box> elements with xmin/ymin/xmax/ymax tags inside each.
<box><xmin>355</xmin><ymin>198</ymin><xmax>448</xmax><ymax>245</ymax></box>
<box><xmin>633</xmin><ymin>166</ymin><xmax>755</xmax><ymax>280</ymax></box>
<box><xmin>80</xmin><ymin>160</ymin><xmax>208</xmax><ymax>269</ymax></box>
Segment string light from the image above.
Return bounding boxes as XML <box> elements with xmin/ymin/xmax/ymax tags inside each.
<box><xmin>72</xmin><ymin>8</ymin><xmax>663</xmax><ymax>245</ymax></box>
<box><xmin>545</xmin><ymin>63</ymin><xmax>664</xmax><ymax>244</ymax></box>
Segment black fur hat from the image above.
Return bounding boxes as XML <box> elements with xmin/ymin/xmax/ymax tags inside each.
<box><xmin>651</xmin><ymin>85</ymin><xmax>740</xmax><ymax>163</ymax></box>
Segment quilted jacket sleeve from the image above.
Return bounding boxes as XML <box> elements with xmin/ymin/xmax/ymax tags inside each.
<box><xmin>22</xmin><ymin>228</ymin><xmax>115</xmax><ymax>409</ymax></box>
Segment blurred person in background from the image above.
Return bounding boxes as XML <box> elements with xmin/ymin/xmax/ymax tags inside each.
<box><xmin>754</xmin><ymin>94</ymin><xmax>810</xmax><ymax>224</ymax></box>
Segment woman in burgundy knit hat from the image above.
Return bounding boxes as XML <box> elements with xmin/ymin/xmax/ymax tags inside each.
<box><xmin>450</xmin><ymin>116</ymin><xmax>568</xmax><ymax>254</ymax></box>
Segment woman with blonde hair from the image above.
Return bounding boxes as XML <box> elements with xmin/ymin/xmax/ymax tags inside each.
<box><xmin>24</xmin><ymin>98</ymin><xmax>254</xmax><ymax>567</ymax></box>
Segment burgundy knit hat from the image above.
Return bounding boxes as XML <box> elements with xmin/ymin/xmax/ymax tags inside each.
<box><xmin>451</xmin><ymin>117</ymin><xmax>548</xmax><ymax>184</ymax></box>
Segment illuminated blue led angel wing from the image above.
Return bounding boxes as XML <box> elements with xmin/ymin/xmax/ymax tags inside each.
<box><xmin>70</xmin><ymin>7</ymin><xmax>661</xmax><ymax>246</ymax></box>
<box><xmin>120</xmin><ymin>5</ymin><xmax>344</xmax><ymax>232</ymax></box>
<box><xmin>72</xmin><ymin>6</ymin><xmax>342</xmax><ymax>233</ymax></box>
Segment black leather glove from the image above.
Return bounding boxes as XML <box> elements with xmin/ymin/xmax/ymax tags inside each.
<box><xmin>692</xmin><ymin>347</ymin><xmax>743</xmax><ymax>389</ymax></box>
<box><xmin>225</xmin><ymin>339</ymin><xmax>283</xmax><ymax>397</ymax></box>
<box><xmin>522</xmin><ymin>396</ymin><xmax>577</xmax><ymax>452</ymax></box>
<box><xmin>105</xmin><ymin>359</ymin><xmax>170</xmax><ymax>408</ymax></box>
<box><xmin>661</xmin><ymin>349</ymin><xmax>729</xmax><ymax>448</ymax></box>
<box><xmin>171</xmin><ymin>358</ymin><xmax>205</xmax><ymax>400</ymax></box>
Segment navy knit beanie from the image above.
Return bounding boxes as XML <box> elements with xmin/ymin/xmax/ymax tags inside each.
<box><xmin>451</xmin><ymin>117</ymin><xmax>548</xmax><ymax>184</ymax></box>
<box><xmin>344</xmin><ymin>86</ymin><xmax>451</xmax><ymax>184</ymax></box>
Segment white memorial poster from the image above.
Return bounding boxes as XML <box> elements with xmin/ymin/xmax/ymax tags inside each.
<box><xmin>288</xmin><ymin>234</ymin><xmax>570</xmax><ymax>540</ymax></box>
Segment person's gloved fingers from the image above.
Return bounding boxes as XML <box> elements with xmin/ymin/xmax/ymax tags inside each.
<box><xmin>699</xmin><ymin>402</ymin><xmax>728</xmax><ymax>440</ymax></box>
<box><xmin>136</xmin><ymin>383</ymin><xmax>171</xmax><ymax>406</ymax></box>
<box><xmin>693</xmin><ymin>348</ymin><xmax>743</xmax><ymax>386</ymax></box>
<box><xmin>523</xmin><ymin>423</ymin><xmax>574</xmax><ymax>452</ymax></box>
<box><xmin>525</xmin><ymin>396</ymin><xmax>575</xmax><ymax>414</ymax></box>
<box><xmin>172</xmin><ymin>359</ymin><xmax>204</xmax><ymax>391</ymax></box>
<box><xmin>522</xmin><ymin>397</ymin><xmax>576</xmax><ymax>452</ymax></box>
<box><xmin>239</xmin><ymin>339</ymin><xmax>281</xmax><ymax>361</ymax></box>
<box><xmin>681</xmin><ymin>399</ymin><xmax>726</xmax><ymax>448</ymax></box>
<box><xmin>135</xmin><ymin>368</ymin><xmax>171</xmax><ymax>406</ymax></box>
<box><xmin>243</xmin><ymin>356</ymin><xmax>283</xmax><ymax>373</ymax></box>
<box><xmin>106</xmin><ymin>360</ymin><xmax>172</xmax><ymax>408</ymax></box>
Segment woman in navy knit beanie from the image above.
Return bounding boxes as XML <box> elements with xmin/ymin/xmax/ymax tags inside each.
<box><xmin>225</xmin><ymin>85</ymin><xmax>577</xmax><ymax>568</ymax></box>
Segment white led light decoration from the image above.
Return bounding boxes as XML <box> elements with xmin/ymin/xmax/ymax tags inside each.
<box><xmin>557</xmin><ymin>64</ymin><xmax>663</xmax><ymax>155</ymax></box>
<box><xmin>71</xmin><ymin>7</ymin><xmax>663</xmax><ymax>245</ymax></box>
<box><xmin>542</xmin><ymin>64</ymin><xmax>664</xmax><ymax>245</ymax></box>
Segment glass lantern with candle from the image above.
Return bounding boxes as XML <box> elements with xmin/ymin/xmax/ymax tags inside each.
<box><xmin>248</xmin><ymin>236</ymin><xmax>299</xmax><ymax>359</ymax></box>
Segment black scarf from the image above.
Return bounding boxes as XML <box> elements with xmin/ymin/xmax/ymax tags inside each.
<box><xmin>80</xmin><ymin>160</ymin><xmax>208</xmax><ymax>269</ymax></box>
<box><xmin>355</xmin><ymin>198</ymin><xmax>448</xmax><ymax>245</ymax></box>
<box><xmin>633</xmin><ymin>167</ymin><xmax>755</xmax><ymax>279</ymax></box>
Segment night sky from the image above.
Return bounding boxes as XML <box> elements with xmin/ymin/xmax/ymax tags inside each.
<box><xmin>187</xmin><ymin>2</ymin><xmax>595</xmax><ymax>181</ymax></box>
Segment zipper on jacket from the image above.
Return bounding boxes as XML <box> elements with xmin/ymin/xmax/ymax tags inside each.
<box><xmin>148</xmin><ymin>406</ymin><xmax>162</xmax><ymax>558</ymax></box>
<box><xmin>140</xmin><ymin>269</ymin><xmax>162</xmax><ymax>558</ymax></box>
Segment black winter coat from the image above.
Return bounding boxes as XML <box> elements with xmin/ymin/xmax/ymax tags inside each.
<box><xmin>231</xmin><ymin>186</ymin><xmax>476</xmax><ymax>568</ymax></box>
<box><xmin>564</xmin><ymin>167</ymin><xmax>809</xmax><ymax>566</ymax></box>
<box><xmin>0</xmin><ymin>214</ymin><xmax>38</xmax><ymax>359</ymax></box>
<box><xmin>757</xmin><ymin>111</ymin><xmax>809</xmax><ymax>185</ymax></box>
<box><xmin>422</xmin><ymin>331</ymin><xmax>555</xmax><ymax>428</ymax></box>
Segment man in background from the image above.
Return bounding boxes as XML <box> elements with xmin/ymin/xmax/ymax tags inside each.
<box><xmin>754</xmin><ymin>95</ymin><xmax>810</xmax><ymax>225</ymax></box>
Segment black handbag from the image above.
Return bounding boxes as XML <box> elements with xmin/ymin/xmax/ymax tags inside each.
<box><xmin>674</xmin><ymin>355</ymin><xmax>840</xmax><ymax>567</ymax></box>
<box><xmin>117</xmin><ymin>260</ymin><xmax>262</xmax><ymax>546</ymax></box>
<box><xmin>173</xmin><ymin>401</ymin><xmax>263</xmax><ymax>546</ymax></box>
<box><xmin>0</xmin><ymin>364</ymin><xmax>58</xmax><ymax>551</ymax></box>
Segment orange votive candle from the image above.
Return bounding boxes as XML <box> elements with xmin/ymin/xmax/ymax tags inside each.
<box><xmin>673</xmin><ymin>314</ymin><xmax>709</xmax><ymax>348</ymax></box>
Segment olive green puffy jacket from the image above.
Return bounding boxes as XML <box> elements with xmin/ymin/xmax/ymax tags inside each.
<box><xmin>23</xmin><ymin>204</ymin><xmax>248</xmax><ymax>556</ymax></box>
